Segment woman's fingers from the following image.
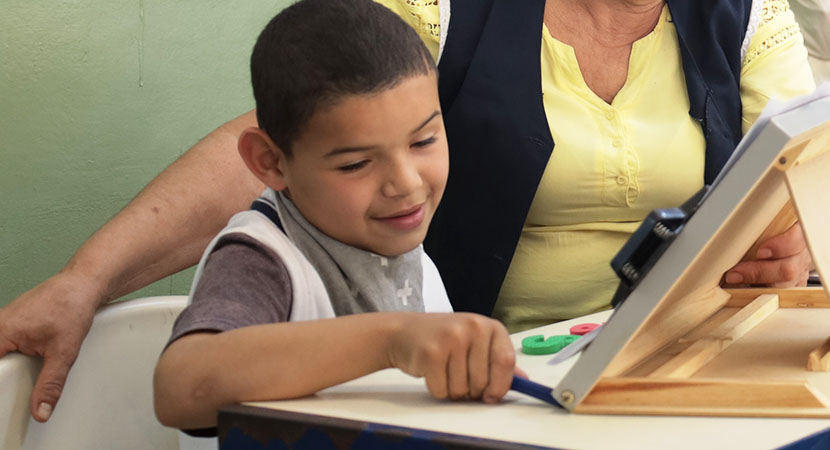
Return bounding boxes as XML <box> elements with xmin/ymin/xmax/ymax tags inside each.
<box><xmin>726</xmin><ymin>224</ymin><xmax>812</xmax><ymax>286</ymax></box>
<box><xmin>754</xmin><ymin>223</ymin><xmax>807</xmax><ymax>260</ymax></box>
<box><xmin>727</xmin><ymin>249</ymin><xmax>812</xmax><ymax>286</ymax></box>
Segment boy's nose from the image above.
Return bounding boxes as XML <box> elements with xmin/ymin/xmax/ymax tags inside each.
<box><xmin>381</xmin><ymin>159</ymin><xmax>423</xmax><ymax>198</ymax></box>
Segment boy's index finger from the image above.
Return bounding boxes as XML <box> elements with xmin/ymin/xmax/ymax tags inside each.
<box><xmin>482</xmin><ymin>325</ymin><xmax>514</xmax><ymax>403</ymax></box>
<box><xmin>466</xmin><ymin>328</ymin><xmax>491</xmax><ymax>399</ymax></box>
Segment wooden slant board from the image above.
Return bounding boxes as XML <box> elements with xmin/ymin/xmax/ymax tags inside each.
<box><xmin>554</xmin><ymin>96</ymin><xmax>830</xmax><ymax>417</ymax></box>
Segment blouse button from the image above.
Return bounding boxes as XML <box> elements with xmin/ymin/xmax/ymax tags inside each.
<box><xmin>612</xmin><ymin>139</ymin><xmax>622</xmax><ymax>148</ymax></box>
<box><xmin>605</xmin><ymin>111</ymin><xmax>615</xmax><ymax>120</ymax></box>
<box><xmin>616</xmin><ymin>175</ymin><xmax>627</xmax><ymax>185</ymax></box>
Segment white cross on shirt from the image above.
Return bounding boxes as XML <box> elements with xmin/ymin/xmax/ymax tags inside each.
<box><xmin>397</xmin><ymin>279</ymin><xmax>413</xmax><ymax>306</ymax></box>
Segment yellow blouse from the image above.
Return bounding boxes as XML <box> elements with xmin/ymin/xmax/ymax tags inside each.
<box><xmin>375</xmin><ymin>0</ymin><xmax>815</xmax><ymax>331</ymax></box>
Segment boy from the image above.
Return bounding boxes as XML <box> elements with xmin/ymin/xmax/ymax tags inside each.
<box><xmin>154</xmin><ymin>0</ymin><xmax>518</xmax><ymax>432</ymax></box>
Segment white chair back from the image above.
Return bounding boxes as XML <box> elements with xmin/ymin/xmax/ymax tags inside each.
<box><xmin>0</xmin><ymin>296</ymin><xmax>188</xmax><ymax>450</ymax></box>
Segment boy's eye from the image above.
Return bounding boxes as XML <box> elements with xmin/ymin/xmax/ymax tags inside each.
<box><xmin>412</xmin><ymin>137</ymin><xmax>436</xmax><ymax>148</ymax></box>
<box><xmin>338</xmin><ymin>160</ymin><xmax>369</xmax><ymax>172</ymax></box>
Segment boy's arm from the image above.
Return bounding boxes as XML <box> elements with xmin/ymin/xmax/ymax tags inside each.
<box><xmin>154</xmin><ymin>312</ymin><xmax>516</xmax><ymax>430</ymax></box>
<box><xmin>0</xmin><ymin>109</ymin><xmax>261</xmax><ymax>422</ymax></box>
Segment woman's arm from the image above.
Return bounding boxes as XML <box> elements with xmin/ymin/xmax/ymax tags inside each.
<box><xmin>74</xmin><ymin>109</ymin><xmax>263</xmax><ymax>300</ymax></box>
<box><xmin>726</xmin><ymin>2</ymin><xmax>816</xmax><ymax>286</ymax></box>
<box><xmin>154</xmin><ymin>312</ymin><xmax>516</xmax><ymax>430</ymax></box>
<box><xmin>0</xmin><ymin>109</ymin><xmax>262</xmax><ymax>422</ymax></box>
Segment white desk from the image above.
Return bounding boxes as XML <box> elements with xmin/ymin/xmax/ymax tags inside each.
<box><xmin>219</xmin><ymin>312</ymin><xmax>830</xmax><ymax>449</ymax></box>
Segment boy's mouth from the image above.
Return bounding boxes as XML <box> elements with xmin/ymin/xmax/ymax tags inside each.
<box><xmin>374</xmin><ymin>204</ymin><xmax>426</xmax><ymax>231</ymax></box>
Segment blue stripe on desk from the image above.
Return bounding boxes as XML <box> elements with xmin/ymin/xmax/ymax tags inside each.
<box><xmin>221</xmin><ymin>423</ymin><xmax>558</xmax><ymax>450</ymax></box>
<box><xmin>776</xmin><ymin>427</ymin><xmax>830</xmax><ymax>450</ymax></box>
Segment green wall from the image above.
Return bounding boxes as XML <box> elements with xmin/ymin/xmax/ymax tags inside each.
<box><xmin>1</xmin><ymin>1</ymin><xmax>291</xmax><ymax>306</ymax></box>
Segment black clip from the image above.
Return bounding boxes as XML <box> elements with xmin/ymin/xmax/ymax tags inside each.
<box><xmin>609</xmin><ymin>186</ymin><xmax>708</xmax><ymax>307</ymax></box>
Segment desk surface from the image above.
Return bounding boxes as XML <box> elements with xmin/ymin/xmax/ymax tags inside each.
<box><xmin>234</xmin><ymin>312</ymin><xmax>830</xmax><ymax>450</ymax></box>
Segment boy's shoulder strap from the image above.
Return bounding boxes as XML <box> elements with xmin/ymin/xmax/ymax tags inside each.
<box><xmin>250</xmin><ymin>198</ymin><xmax>285</xmax><ymax>233</ymax></box>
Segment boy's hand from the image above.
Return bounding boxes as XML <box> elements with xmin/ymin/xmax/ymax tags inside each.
<box><xmin>725</xmin><ymin>223</ymin><xmax>813</xmax><ymax>287</ymax></box>
<box><xmin>0</xmin><ymin>272</ymin><xmax>99</xmax><ymax>422</ymax></box>
<box><xmin>386</xmin><ymin>313</ymin><xmax>516</xmax><ymax>403</ymax></box>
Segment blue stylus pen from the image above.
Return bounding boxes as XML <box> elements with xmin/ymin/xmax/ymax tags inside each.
<box><xmin>510</xmin><ymin>375</ymin><xmax>561</xmax><ymax>407</ymax></box>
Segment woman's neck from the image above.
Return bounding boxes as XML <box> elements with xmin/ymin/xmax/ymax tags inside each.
<box><xmin>543</xmin><ymin>0</ymin><xmax>666</xmax><ymax>104</ymax></box>
<box><xmin>546</xmin><ymin>0</ymin><xmax>665</xmax><ymax>48</ymax></box>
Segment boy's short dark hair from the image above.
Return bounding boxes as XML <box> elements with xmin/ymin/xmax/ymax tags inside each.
<box><xmin>251</xmin><ymin>0</ymin><xmax>436</xmax><ymax>155</ymax></box>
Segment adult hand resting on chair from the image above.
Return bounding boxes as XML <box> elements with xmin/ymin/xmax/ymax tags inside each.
<box><xmin>0</xmin><ymin>109</ymin><xmax>262</xmax><ymax>422</ymax></box>
<box><xmin>0</xmin><ymin>271</ymin><xmax>98</xmax><ymax>422</ymax></box>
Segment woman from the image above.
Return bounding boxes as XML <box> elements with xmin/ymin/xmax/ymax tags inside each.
<box><xmin>384</xmin><ymin>0</ymin><xmax>815</xmax><ymax>331</ymax></box>
<box><xmin>0</xmin><ymin>0</ymin><xmax>816</xmax><ymax>422</ymax></box>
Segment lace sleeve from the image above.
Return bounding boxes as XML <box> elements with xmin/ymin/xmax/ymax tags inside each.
<box><xmin>402</xmin><ymin>0</ymin><xmax>441</xmax><ymax>40</ymax></box>
<box><xmin>739</xmin><ymin>0</ymin><xmax>815</xmax><ymax>134</ymax></box>
<box><xmin>373</xmin><ymin>0</ymin><xmax>441</xmax><ymax>61</ymax></box>
<box><xmin>743</xmin><ymin>0</ymin><xmax>803</xmax><ymax>68</ymax></box>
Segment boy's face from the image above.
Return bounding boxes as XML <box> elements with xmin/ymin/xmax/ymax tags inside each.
<box><xmin>280</xmin><ymin>72</ymin><xmax>448</xmax><ymax>256</ymax></box>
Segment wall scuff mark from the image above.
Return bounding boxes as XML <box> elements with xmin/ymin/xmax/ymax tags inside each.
<box><xmin>138</xmin><ymin>0</ymin><xmax>145</xmax><ymax>87</ymax></box>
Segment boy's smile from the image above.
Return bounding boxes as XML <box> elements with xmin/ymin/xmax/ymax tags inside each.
<box><xmin>374</xmin><ymin>203</ymin><xmax>426</xmax><ymax>231</ymax></box>
<box><xmin>276</xmin><ymin>72</ymin><xmax>448</xmax><ymax>256</ymax></box>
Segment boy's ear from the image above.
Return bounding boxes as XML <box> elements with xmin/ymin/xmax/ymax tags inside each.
<box><xmin>238</xmin><ymin>128</ymin><xmax>289</xmax><ymax>191</ymax></box>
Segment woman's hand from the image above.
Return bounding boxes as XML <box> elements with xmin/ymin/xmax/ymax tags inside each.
<box><xmin>0</xmin><ymin>271</ymin><xmax>100</xmax><ymax>422</ymax></box>
<box><xmin>386</xmin><ymin>312</ymin><xmax>518</xmax><ymax>403</ymax></box>
<box><xmin>725</xmin><ymin>223</ymin><xmax>813</xmax><ymax>287</ymax></box>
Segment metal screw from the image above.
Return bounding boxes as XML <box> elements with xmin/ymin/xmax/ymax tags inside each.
<box><xmin>560</xmin><ymin>390</ymin><xmax>575</xmax><ymax>404</ymax></box>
